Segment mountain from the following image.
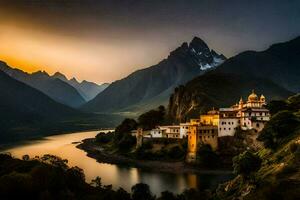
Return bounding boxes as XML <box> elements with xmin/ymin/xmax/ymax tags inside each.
<box><xmin>167</xmin><ymin>37</ymin><xmax>300</xmax><ymax>122</ymax></box>
<box><xmin>167</xmin><ymin>72</ymin><xmax>293</xmax><ymax>122</ymax></box>
<box><xmin>0</xmin><ymin>62</ymin><xmax>86</xmax><ymax>108</ymax></box>
<box><xmin>214</xmin><ymin>36</ymin><xmax>300</xmax><ymax>93</ymax></box>
<box><xmin>0</xmin><ymin>69</ymin><xmax>78</xmax><ymax>140</ymax></box>
<box><xmin>0</xmin><ymin>69</ymin><xmax>122</xmax><ymax>143</ymax></box>
<box><xmin>81</xmin><ymin>37</ymin><xmax>226</xmax><ymax>114</ymax></box>
<box><xmin>52</xmin><ymin>72</ymin><xmax>109</xmax><ymax>101</ymax></box>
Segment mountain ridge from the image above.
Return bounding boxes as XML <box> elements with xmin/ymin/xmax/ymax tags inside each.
<box><xmin>52</xmin><ymin>72</ymin><xmax>109</xmax><ymax>101</ymax></box>
<box><xmin>0</xmin><ymin>62</ymin><xmax>86</xmax><ymax>108</ymax></box>
<box><xmin>81</xmin><ymin>37</ymin><xmax>226</xmax><ymax>114</ymax></box>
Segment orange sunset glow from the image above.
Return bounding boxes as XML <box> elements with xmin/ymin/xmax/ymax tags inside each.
<box><xmin>0</xmin><ymin>24</ymin><xmax>170</xmax><ymax>83</ymax></box>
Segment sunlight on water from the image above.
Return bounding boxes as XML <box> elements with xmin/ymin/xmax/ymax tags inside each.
<box><xmin>1</xmin><ymin>131</ymin><xmax>232</xmax><ymax>195</ymax></box>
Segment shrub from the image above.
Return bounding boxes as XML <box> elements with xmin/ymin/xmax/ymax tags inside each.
<box><xmin>157</xmin><ymin>191</ymin><xmax>177</xmax><ymax>200</ymax></box>
<box><xmin>143</xmin><ymin>141</ymin><xmax>154</xmax><ymax>150</ymax></box>
<box><xmin>114</xmin><ymin>118</ymin><xmax>138</xmax><ymax>141</ymax></box>
<box><xmin>167</xmin><ymin>146</ymin><xmax>185</xmax><ymax>160</ymax></box>
<box><xmin>289</xmin><ymin>142</ymin><xmax>299</xmax><ymax>153</ymax></box>
<box><xmin>138</xmin><ymin>105</ymin><xmax>166</xmax><ymax>130</ymax></box>
<box><xmin>233</xmin><ymin>151</ymin><xmax>262</xmax><ymax>179</ymax></box>
<box><xmin>197</xmin><ymin>144</ymin><xmax>221</xmax><ymax>168</ymax></box>
<box><xmin>96</xmin><ymin>132</ymin><xmax>113</xmax><ymax>144</ymax></box>
<box><xmin>131</xmin><ymin>183</ymin><xmax>154</xmax><ymax>200</ymax></box>
<box><xmin>118</xmin><ymin>133</ymin><xmax>136</xmax><ymax>152</ymax></box>
<box><xmin>258</xmin><ymin>111</ymin><xmax>299</xmax><ymax>149</ymax></box>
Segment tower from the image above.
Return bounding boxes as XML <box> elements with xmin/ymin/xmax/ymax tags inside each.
<box><xmin>239</xmin><ymin>97</ymin><xmax>244</xmax><ymax>109</ymax></box>
<box><xmin>186</xmin><ymin>125</ymin><xmax>197</xmax><ymax>163</ymax></box>
<box><xmin>260</xmin><ymin>94</ymin><xmax>266</xmax><ymax>107</ymax></box>
<box><xmin>136</xmin><ymin>128</ymin><xmax>143</xmax><ymax>148</ymax></box>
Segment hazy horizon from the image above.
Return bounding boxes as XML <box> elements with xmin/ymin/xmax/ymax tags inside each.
<box><xmin>0</xmin><ymin>0</ymin><xmax>300</xmax><ymax>83</ymax></box>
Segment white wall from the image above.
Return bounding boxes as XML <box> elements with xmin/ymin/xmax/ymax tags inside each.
<box><xmin>218</xmin><ymin>118</ymin><xmax>239</xmax><ymax>137</ymax></box>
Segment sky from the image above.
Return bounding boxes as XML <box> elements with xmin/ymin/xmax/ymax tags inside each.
<box><xmin>0</xmin><ymin>0</ymin><xmax>299</xmax><ymax>84</ymax></box>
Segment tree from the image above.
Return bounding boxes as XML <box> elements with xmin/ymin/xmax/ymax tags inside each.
<box><xmin>233</xmin><ymin>151</ymin><xmax>262</xmax><ymax>179</ymax></box>
<box><xmin>114</xmin><ymin>188</ymin><xmax>131</xmax><ymax>200</ymax></box>
<box><xmin>96</xmin><ymin>131</ymin><xmax>114</xmax><ymax>143</ymax></box>
<box><xmin>118</xmin><ymin>133</ymin><xmax>136</xmax><ymax>151</ymax></box>
<box><xmin>258</xmin><ymin>111</ymin><xmax>299</xmax><ymax>149</ymax></box>
<box><xmin>131</xmin><ymin>183</ymin><xmax>154</xmax><ymax>200</ymax></box>
<box><xmin>38</xmin><ymin>154</ymin><xmax>68</xmax><ymax>170</ymax></box>
<box><xmin>167</xmin><ymin>146</ymin><xmax>185</xmax><ymax>160</ymax></box>
<box><xmin>114</xmin><ymin>118</ymin><xmax>138</xmax><ymax>141</ymax></box>
<box><xmin>177</xmin><ymin>188</ymin><xmax>210</xmax><ymax>200</ymax></box>
<box><xmin>91</xmin><ymin>176</ymin><xmax>102</xmax><ymax>188</ymax></box>
<box><xmin>138</xmin><ymin>106</ymin><xmax>166</xmax><ymax>130</ymax></box>
<box><xmin>22</xmin><ymin>154</ymin><xmax>30</xmax><ymax>161</ymax></box>
<box><xmin>197</xmin><ymin>144</ymin><xmax>221</xmax><ymax>168</ymax></box>
<box><xmin>158</xmin><ymin>191</ymin><xmax>177</xmax><ymax>200</ymax></box>
<box><xmin>66</xmin><ymin>166</ymin><xmax>85</xmax><ymax>190</ymax></box>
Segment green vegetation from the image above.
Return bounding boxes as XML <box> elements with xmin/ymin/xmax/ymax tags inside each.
<box><xmin>138</xmin><ymin>105</ymin><xmax>166</xmax><ymax>130</ymax></box>
<box><xmin>258</xmin><ymin>111</ymin><xmax>299</xmax><ymax>149</ymax></box>
<box><xmin>232</xmin><ymin>151</ymin><xmax>262</xmax><ymax>179</ymax></box>
<box><xmin>134</xmin><ymin>139</ymin><xmax>186</xmax><ymax>161</ymax></box>
<box><xmin>196</xmin><ymin>144</ymin><xmax>221</xmax><ymax>168</ymax></box>
<box><xmin>96</xmin><ymin>131</ymin><xmax>114</xmax><ymax>144</ymax></box>
<box><xmin>258</xmin><ymin>94</ymin><xmax>300</xmax><ymax>149</ymax></box>
<box><xmin>131</xmin><ymin>183</ymin><xmax>155</xmax><ymax>200</ymax></box>
<box><xmin>215</xmin><ymin>94</ymin><xmax>300</xmax><ymax>200</ymax></box>
<box><xmin>94</xmin><ymin>106</ymin><xmax>168</xmax><ymax>154</ymax></box>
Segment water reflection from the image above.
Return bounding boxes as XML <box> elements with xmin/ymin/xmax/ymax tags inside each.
<box><xmin>0</xmin><ymin>131</ymin><xmax>232</xmax><ymax>195</ymax></box>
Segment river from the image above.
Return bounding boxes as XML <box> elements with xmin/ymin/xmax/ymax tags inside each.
<box><xmin>0</xmin><ymin>131</ymin><xmax>232</xmax><ymax>195</ymax></box>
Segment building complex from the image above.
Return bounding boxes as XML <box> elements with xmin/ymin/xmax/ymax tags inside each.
<box><xmin>134</xmin><ymin>90</ymin><xmax>270</xmax><ymax>162</ymax></box>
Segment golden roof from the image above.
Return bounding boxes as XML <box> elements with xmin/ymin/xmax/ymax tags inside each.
<box><xmin>248</xmin><ymin>90</ymin><xmax>258</xmax><ymax>101</ymax></box>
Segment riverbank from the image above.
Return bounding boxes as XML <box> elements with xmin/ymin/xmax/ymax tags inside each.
<box><xmin>77</xmin><ymin>138</ymin><xmax>232</xmax><ymax>175</ymax></box>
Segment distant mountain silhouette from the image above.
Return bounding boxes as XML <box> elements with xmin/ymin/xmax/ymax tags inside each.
<box><xmin>81</xmin><ymin>37</ymin><xmax>226</xmax><ymax>114</ymax></box>
<box><xmin>52</xmin><ymin>72</ymin><xmax>109</xmax><ymax>101</ymax></box>
<box><xmin>214</xmin><ymin>36</ymin><xmax>300</xmax><ymax>93</ymax></box>
<box><xmin>0</xmin><ymin>62</ymin><xmax>86</xmax><ymax>108</ymax></box>
<box><xmin>0</xmin><ymin>69</ymin><xmax>122</xmax><ymax>143</ymax></box>
<box><xmin>0</xmin><ymin>69</ymin><xmax>80</xmax><ymax>139</ymax></box>
<box><xmin>167</xmin><ymin>37</ymin><xmax>300</xmax><ymax>121</ymax></box>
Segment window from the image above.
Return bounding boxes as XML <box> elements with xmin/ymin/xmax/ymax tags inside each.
<box><xmin>256</xmin><ymin>123</ymin><xmax>260</xmax><ymax>127</ymax></box>
<box><xmin>224</xmin><ymin>128</ymin><xmax>226</xmax><ymax>130</ymax></box>
<box><xmin>229</xmin><ymin>128</ymin><xmax>231</xmax><ymax>130</ymax></box>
